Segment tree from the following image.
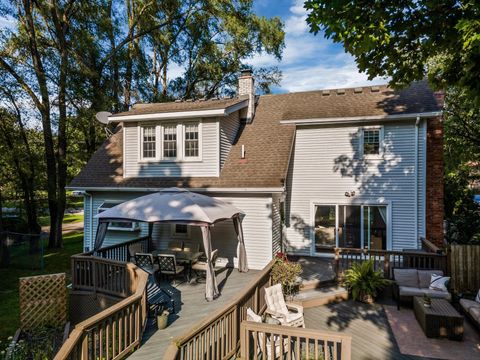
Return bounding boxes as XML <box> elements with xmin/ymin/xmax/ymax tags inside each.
<box><xmin>304</xmin><ymin>1</ymin><xmax>480</xmax><ymax>97</ymax></box>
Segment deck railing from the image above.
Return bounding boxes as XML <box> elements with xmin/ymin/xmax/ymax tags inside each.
<box><xmin>240</xmin><ymin>321</ymin><xmax>352</xmax><ymax>360</ymax></box>
<box><xmin>331</xmin><ymin>247</ymin><xmax>447</xmax><ymax>279</ymax></box>
<box><xmin>54</xmin><ymin>259</ymin><xmax>149</xmax><ymax>360</ymax></box>
<box><xmin>86</xmin><ymin>236</ymin><xmax>150</xmax><ymax>262</ymax></box>
<box><xmin>163</xmin><ymin>260</ymin><xmax>275</xmax><ymax>360</ymax></box>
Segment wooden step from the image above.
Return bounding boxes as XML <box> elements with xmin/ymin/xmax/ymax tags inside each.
<box><xmin>290</xmin><ymin>285</ymin><xmax>348</xmax><ymax>309</ymax></box>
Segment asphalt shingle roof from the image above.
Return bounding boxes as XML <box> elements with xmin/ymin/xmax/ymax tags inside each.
<box><xmin>69</xmin><ymin>81</ymin><xmax>442</xmax><ymax>190</ymax></box>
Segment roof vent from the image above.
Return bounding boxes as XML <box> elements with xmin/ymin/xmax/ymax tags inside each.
<box><xmin>354</xmin><ymin>87</ymin><xmax>363</xmax><ymax>94</ymax></box>
<box><xmin>198</xmin><ymin>97</ymin><xmax>207</xmax><ymax>102</ymax></box>
<box><xmin>174</xmin><ymin>99</ymin><xmax>182</xmax><ymax>103</ymax></box>
<box><xmin>211</xmin><ymin>97</ymin><xmax>220</xmax><ymax>101</ymax></box>
<box><xmin>337</xmin><ymin>89</ymin><xmax>345</xmax><ymax>95</ymax></box>
<box><xmin>186</xmin><ymin>98</ymin><xmax>194</xmax><ymax>102</ymax></box>
<box><xmin>322</xmin><ymin>90</ymin><xmax>330</xmax><ymax>96</ymax></box>
<box><xmin>371</xmin><ymin>86</ymin><xmax>380</xmax><ymax>93</ymax></box>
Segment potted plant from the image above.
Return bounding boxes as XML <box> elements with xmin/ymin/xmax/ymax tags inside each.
<box><xmin>343</xmin><ymin>259</ymin><xmax>390</xmax><ymax>304</ymax></box>
<box><xmin>156</xmin><ymin>308</ymin><xmax>170</xmax><ymax>330</ymax></box>
<box><xmin>423</xmin><ymin>293</ymin><xmax>432</xmax><ymax>308</ymax></box>
<box><xmin>270</xmin><ymin>253</ymin><xmax>302</xmax><ymax>300</ymax></box>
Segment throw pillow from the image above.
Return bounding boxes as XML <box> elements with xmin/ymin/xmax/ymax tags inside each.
<box><xmin>476</xmin><ymin>289</ymin><xmax>480</xmax><ymax>303</ymax></box>
<box><xmin>429</xmin><ymin>274</ymin><xmax>450</xmax><ymax>292</ymax></box>
<box><xmin>246</xmin><ymin>308</ymin><xmax>262</xmax><ymax>323</ymax></box>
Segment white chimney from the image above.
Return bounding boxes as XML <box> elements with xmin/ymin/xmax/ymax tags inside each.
<box><xmin>238</xmin><ymin>69</ymin><xmax>255</xmax><ymax>123</ymax></box>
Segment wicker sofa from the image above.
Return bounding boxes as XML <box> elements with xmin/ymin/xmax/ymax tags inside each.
<box><xmin>393</xmin><ymin>268</ymin><xmax>451</xmax><ymax>309</ymax></box>
<box><xmin>459</xmin><ymin>295</ymin><xmax>480</xmax><ymax>330</ymax></box>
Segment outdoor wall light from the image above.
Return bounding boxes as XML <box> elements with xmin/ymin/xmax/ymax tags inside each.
<box><xmin>344</xmin><ymin>191</ymin><xmax>356</xmax><ymax>197</ymax></box>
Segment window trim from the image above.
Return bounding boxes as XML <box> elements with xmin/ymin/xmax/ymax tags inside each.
<box><xmin>139</xmin><ymin>125</ymin><xmax>159</xmax><ymax>162</ymax></box>
<box><xmin>171</xmin><ymin>224</ymin><xmax>191</xmax><ymax>238</ymax></box>
<box><xmin>98</xmin><ymin>201</ymin><xmax>140</xmax><ymax>232</ymax></box>
<box><xmin>360</xmin><ymin>126</ymin><xmax>384</xmax><ymax>158</ymax></box>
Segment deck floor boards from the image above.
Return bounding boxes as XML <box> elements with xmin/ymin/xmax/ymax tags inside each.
<box><xmin>128</xmin><ymin>268</ymin><xmax>260</xmax><ymax>359</ymax></box>
<box><xmin>304</xmin><ymin>300</ymin><xmax>437</xmax><ymax>360</ymax></box>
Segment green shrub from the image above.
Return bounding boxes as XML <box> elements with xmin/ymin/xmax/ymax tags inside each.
<box><xmin>271</xmin><ymin>253</ymin><xmax>302</xmax><ymax>299</ymax></box>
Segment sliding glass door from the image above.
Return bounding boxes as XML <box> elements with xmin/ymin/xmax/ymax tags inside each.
<box><xmin>313</xmin><ymin>204</ymin><xmax>388</xmax><ymax>253</ymax></box>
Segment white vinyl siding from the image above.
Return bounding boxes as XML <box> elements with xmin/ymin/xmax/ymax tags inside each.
<box><xmin>219</xmin><ymin>111</ymin><xmax>240</xmax><ymax>169</ymax></box>
<box><xmin>84</xmin><ymin>192</ymin><xmax>274</xmax><ymax>270</ymax></box>
<box><xmin>285</xmin><ymin>121</ymin><xmax>426</xmax><ymax>254</ymax></box>
<box><xmin>123</xmin><ymin>120</ymin><xmax>219</xmax><ymax>177</ymax></box>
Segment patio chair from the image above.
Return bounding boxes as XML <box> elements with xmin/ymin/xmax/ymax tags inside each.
<box><xmin>128</xmin><ymin>241</ymin><xmax>144</xmax><ymax>262</ymax></box>
<box><xmin>191</xmin><ymin>249</ymin><xmax>218</xmax><ymax>282</ymax></box>
<box><xmin>168</xmin><ymin>240</ymin><xmax>183</xmax><ymax>252</ymax></box>
<box><xmin>134</xmin><ymin>253</ymin><xmax>158</xmax><ymax>276</ymax></box>
<box><xmin>264</xmin><ymin>284</ymin><xmax>305</xmax><ymax>328</ymax></box>
<box><xmin>157</xmin><ymin>254</ymin><xmax>185</xmax><ymax>285</ymax></box>
<box><xmin>246</xmin><ymin>308</ymin><xmax>294</xmax><ymax>360</ymax></box>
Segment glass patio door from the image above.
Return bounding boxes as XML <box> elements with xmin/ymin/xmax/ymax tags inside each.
<box><xmin>313</xmin><ymin>205</ymin><xmax>336</xmax><ymax>252</ymax></box>
<box><xmin>338</xmin><ymin>205</ymin><xmax>361</xmax><ymax>248</ymax></box>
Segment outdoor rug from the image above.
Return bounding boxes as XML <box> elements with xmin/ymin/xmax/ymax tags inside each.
<box><xmin>384</xmin><ymin>305</ymin><xmax>480</xmax><ymax>359</ymax></box>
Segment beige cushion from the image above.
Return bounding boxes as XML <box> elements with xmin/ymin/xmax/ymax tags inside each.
<box><xmin>418</xmin><ymin>270</ymin><xmax>443</xmax><ymax>289</ymax></box>
<box><xmin>423</xmin><ymin>289</ymin><xmax>451</xmax><ymax>301</ymax></box>
<box><xmin>460</xmin><ymin>298</ymin><xmax>479</xmax><ymax>312</ymax></box>
<box><xmin>394</xmin><ymin>269</ymin><xmax>419</xmax><ymax>288</ymax></box>
<box><xmin>469</xmin><ymin>307</ymin><xmax>480</xmax><ymax>323</ymax></box>
<box><xmin>246</xmin><ymin>308</ymin><xmax>262</xmax><ymax>323</ymax></box>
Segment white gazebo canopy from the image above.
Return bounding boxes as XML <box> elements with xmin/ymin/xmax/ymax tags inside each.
<box><xmin>94</xmin><ymin>188</ymin><xmax>248</xmax><ymax>301</ymax></box>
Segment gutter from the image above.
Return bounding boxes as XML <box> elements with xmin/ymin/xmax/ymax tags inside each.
<box><xmin>108</xmin><ymin>100</ymin><xmax>248</xmax><ymax>122</ymax></box>
<box><xmin>414</xmin><ymin>116</ymin><xmax>420</xmax><ymax>248</ymax></box>
<box><xmin>279</xmin><ymin>111</ymin><xmax>442</xmax><ymax>126</ymax></box>
<box><xmin>66</xmin><ymin>186</ymin><xmax>285</xmax><ymax>194</ymax></box>
<box><xmin>84</xmin><ymin>191</ymin><xmax>93</xmax><ymax>251</ymax></box>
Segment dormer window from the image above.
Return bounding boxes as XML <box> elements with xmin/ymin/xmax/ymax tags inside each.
<box><xmin>163</xmin><ymin>125</ymin><xmax>177</xmax><ymax>159</ymax></box>
<box><xmin>141</xmin><ymin>126</ymin><xmax>157</xmax><ymax>159</ymax></box>
<box><xmin>184</xmin><ymin>123</ymin><xmax>199</xmax><ymax>158</ymax></box>
<box><xmin>139</xmin><ymin>121</ymin><xmax>201</xmax><ymax>162</ymax></box>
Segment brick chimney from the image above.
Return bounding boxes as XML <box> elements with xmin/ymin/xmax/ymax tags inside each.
<box><xmin>238</xmin><ymin>69</ymin><xmax>255</xmax><ymax>123</ymax></box>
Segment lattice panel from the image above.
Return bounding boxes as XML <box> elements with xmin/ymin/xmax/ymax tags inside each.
<box><xmin>19</xmin><ymin>273</ymin><xmax>68</xmax><ymax>330</ymax></box>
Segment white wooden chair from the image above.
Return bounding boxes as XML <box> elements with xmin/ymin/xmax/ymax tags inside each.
<box><xmin>264</xmin><ymin>284</ymin><xmax>305</xmax><ymax>328</ymax></box>
<box><xmin>246</xmin><ymin>308</ymin><xmax>295</xmax><ymax>360</ymax></box>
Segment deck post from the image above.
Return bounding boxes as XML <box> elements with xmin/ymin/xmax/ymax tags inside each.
<box><xmin>334</xmin><ymin>248</ymin><xmax>340</xmax><ymax>279</ymax></box>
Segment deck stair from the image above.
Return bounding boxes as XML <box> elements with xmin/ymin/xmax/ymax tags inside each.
<box><xmin>291</xmin><ymin>284</ymin><xmax>348</xmax><ymax>308</ymax></box>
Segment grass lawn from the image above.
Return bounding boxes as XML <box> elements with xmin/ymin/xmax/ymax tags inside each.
<box><xmin>38</xmin><ymin>213</ymin><xmax>84</xmax><ymax>227</ymax></box>
<box><xmin>0</xmin><ymin>232</ymin><xmax>83</xmax><ymax>342</ymax></box>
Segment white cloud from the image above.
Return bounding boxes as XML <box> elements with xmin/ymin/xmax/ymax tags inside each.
<box><xmin>249</xmin><ymin>0</ymin><xmax>389</xmax><ymax>92</ymax></box>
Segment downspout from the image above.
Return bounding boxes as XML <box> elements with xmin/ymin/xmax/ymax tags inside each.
<box><xmin>415</xmin><ymin>116</ymin><xmax>420</xmax><ymax>248</ymax></box>
<box><xmin>84</xmin><ymin>191</ymin><xmax>93</xmax><ymax>251</ymax></box>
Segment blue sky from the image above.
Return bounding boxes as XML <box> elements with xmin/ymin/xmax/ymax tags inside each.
<box><xmin>252</xmin><ymin>0</ymin><xmax>387</xmax><ymax>92</ymax></box>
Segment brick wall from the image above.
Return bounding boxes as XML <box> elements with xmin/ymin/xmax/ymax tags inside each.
<box><xmin>425</xmin><ymin>116</ymin><xmax>444</xmax><ymax>248</ymax></box>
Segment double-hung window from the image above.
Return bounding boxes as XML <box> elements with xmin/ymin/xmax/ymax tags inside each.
<box><xmin>184</xmin><ymin>123</ymin><xmax>199</xmax><ymax>158</ymax></box>
<box><xmin>141</xmin><ymin>126</ymin><xmax>157</xmax><ymax>159</ymax></box>
<box><xmin>163</xmin><ymin>125</ymin><xmax>177</xmax><ymax>159</ymax></box>
<box><xmin>361</xmin><ymin>127</ymin><xmax>383</xmax><ymax>157</ymax></box>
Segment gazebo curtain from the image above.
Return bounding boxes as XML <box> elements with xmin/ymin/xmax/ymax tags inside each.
<box><xmin>201</xmin><ymin>225</ymin><xmax>219</xmax><ymax>301</ymax></box>
<box><xmin>94</xmin><ymin>221</ymin><xmax>109</xmax><ymax>251</ymax></box>
<box><xmin>233</xmin><ymin>215</ymin><xmax>248</xmax><ymax>272</ymax></box>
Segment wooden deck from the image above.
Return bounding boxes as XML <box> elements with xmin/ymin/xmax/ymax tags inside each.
<box><xmin>128</xmin><ymin>268</ymin><xmax>260</xmax><ymax>359</ymax></box>
<box><xmin>304</xmin><ymin>300</ymin><xmax>437</xmax><ymax>360</ymax></box>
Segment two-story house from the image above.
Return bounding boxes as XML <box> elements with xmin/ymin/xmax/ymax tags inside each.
<box><xmin>69</xmin><ymin>70</ymin><xmax>444</xmax><ymax>270</ymax></box>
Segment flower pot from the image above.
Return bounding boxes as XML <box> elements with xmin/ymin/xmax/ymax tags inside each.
<box><xmin>157</xmin><ymin>310</ymin><xmax>170</xmax><ymax>330</ymax></box>
<box><xmin>360</xmin><ymin>294</ymin><xmax>374</xmax><ymax>304</ymax></box>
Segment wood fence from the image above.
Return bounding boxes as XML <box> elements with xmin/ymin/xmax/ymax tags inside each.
<box><xmin>163</xmin><ymin>260</ymin><xmax>275</xmax><ymax>360</ymax></box>
<box><xmin>331</xmin><ymin>247</ymin><xmax>447</xmax><ymax>279</ymax></box>
<box><xmin>448</xmin><ymin>244</ymin><xmax>480</xmax><ymax>293</ymax></box>
<box><xmin>54</xmin><ymin>259</ymin><xmax>149</xmax><ymax>360</ymax></box>
<box><xmin>240</xmin><ymin>321</ymin><xmax>352</xmax><ymax>360</ymax></box>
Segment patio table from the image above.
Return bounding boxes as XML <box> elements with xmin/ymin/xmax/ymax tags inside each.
<box><xmin>153</xmin><ymin>250</ymin><xmax>203</xmax><ymax>282</ymax></box>
<box><xmin>413</xmin><ymin>296</ymin><xmax>464</xmax><ymax>340</ymax></box>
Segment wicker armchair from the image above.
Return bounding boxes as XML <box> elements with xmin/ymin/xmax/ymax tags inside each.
<box><xmin>264</xmin><ymin>284</ymin><xmax>304</xmax><ymax>328</ymax></box>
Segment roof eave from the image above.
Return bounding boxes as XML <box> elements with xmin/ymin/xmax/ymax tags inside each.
<box><xmin>279</xmin><ymin>111</ymin><xmax>443</xmax><ymax>126</ymax></box>
<box><xmin>107</xmin><ymin>99</ymin><xmax>248</xmax><ymax>122</ymax></box>
<box><xmin>66</xmin><ymin>185</ymin><xmax>284</xmax><ymax>194</ymax></box>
